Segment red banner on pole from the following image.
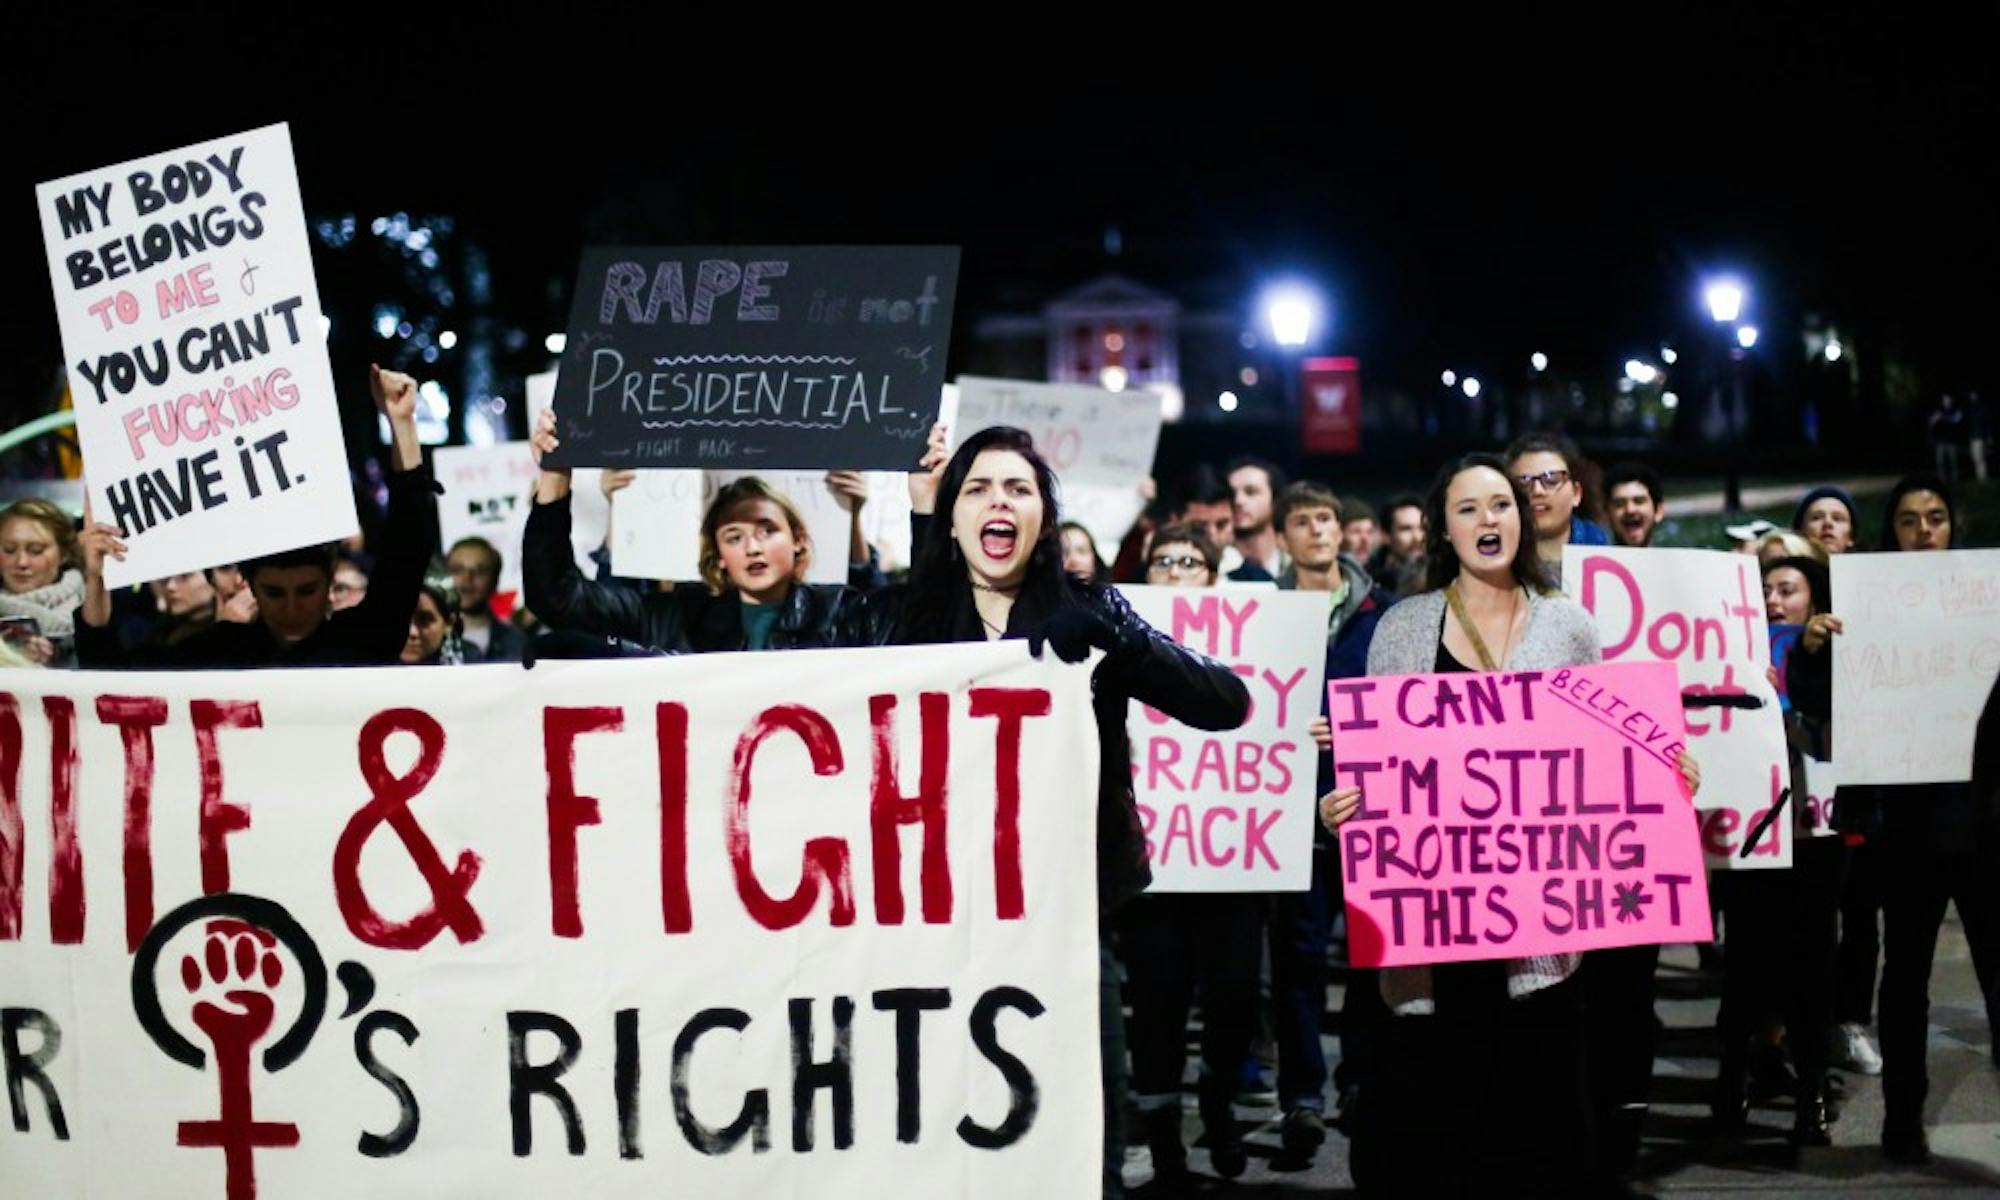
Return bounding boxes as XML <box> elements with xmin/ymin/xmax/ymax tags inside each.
<box><xmin>1301</xmin><ymin>357</ymin><xmax>1361</xmax><ymax>454</ymax></box>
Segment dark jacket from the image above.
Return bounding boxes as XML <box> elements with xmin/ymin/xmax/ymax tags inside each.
<box><xmin>75</xmin><ymin>464</ymin><xmax>437</xmax><ymax>669</ymax></box>
<box><xmin>837</xmin><ymin>576</ymin><xmax>1251</xmax><ymax>910</ymax></box>
<box><xmin>522</xmin><ymin>493</ymin><xmax>853</xmax><ymax>653</ymax></box>
<box><xmin>469</xmin><ymin>616</ymin><xmax>527</xmax><ymax>663</ymax></box>
<box><xmin>1280</xmin><ymin>554</ymin><xmax>1396</xmax><ymax>808</ymax></box>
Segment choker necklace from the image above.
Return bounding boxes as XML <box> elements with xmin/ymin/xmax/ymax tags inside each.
<box><xmin>970</xmin><ymin>579</ymin><xmax>1020</xmax><ymax>595</ymax></box>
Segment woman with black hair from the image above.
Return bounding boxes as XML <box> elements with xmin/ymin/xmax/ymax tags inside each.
<box><xmin>839</xmin><ymin>424</ymin><xmax>1250</xmax><ymax>1198</ymax></box>
<box><xmin>1320</xmin><ymin>452</ymin><xmax>1699</xmax><ymax>1196</ymax></box>
<box><xmin>1705</xmin><ymin>555</ymin><xmax>1847</xmax><ymax>1147</ymax></box>
<box><xmin>1813</xmin><ymin>473</ymin><xmax>2000</xmax><ymax>1164</ymax></box>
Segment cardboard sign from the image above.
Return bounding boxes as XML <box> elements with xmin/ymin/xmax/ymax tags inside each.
<box><xmin>433</xmin><ymin>443</ymin><xmax>539</xmax><ymax>608</ymax></box>
<box><xmin>36</xmin><ymin>123</ymin><xmax>358</xmax><ymax>587</ymax></box>
<box><xmin>609</xmin><ymin>470</ymin><xmax>855</xmax><ymax>585</ymax></box>
<box><xmin>946</xmin><ymin>378</ymin><xmax>1162</xmax><ymax>549</ymax></box>
<box><xmin>1831</xmin><ymin>548</ymin><xmax>2000</xmax><ymax>785</ymax></box>
<box><xmin>1117</xmin><ymin>586</ymin><xmax>1329</xmax><ymax>892</ymax></box>
<box><xmin>1565</xmin><ymin>547</ymin><xmax>1792</xmax><ymax>869</ymax></box>
<box><xmin>0</xmin><ymin>644</ymin><xmax>1100</xmax><ymax>1198</ymax></box>
<box><xmin>545</xmin><ymin>247</ymin><xmax>960</xmax><ymax>471</ymax></box>
<box><xmin>1331</xmin><ymin>661</ymin><xmax>1711</xmax><ymax>967</ymax></box>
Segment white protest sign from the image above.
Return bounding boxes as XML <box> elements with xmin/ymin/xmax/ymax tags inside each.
<box><xmin>1565</xmin><ymin>546</ymin><xmax>1791</xmax><ymax>869</ymax></box>
<box><xmin>611</xmin><ymin>470</ymin><xmax>854</xmax><ymax>585</ymax></box>
<box><xmin>433</xmin><ymin>443</ymin><xmax>539</xmax><ymax>605</ymax></box>
<box><xmin>1117</xmin><ymin>585</ymin><xmax>1329</xmax><ymax>891</ymax></box>
<box><xmin>1831</xmin><ymin>548</ymin><xmax>2000</xmax><ymax>785</ymax></box>
<box><xmin>36</xmin><ymin>122</ymin><xmax>357</xmax><ymax>587</ymax></box>
<box><xmin>948</xmin><ymin>378</ymin><xmax>1161</xmax><ymax>549</ymax></box>
<box><xmin>0</xmin><ymin>644</ymin><xmax>1100</xmax><ymax>1198</ymax></box>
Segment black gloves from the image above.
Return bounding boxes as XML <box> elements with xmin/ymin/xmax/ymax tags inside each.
<box><xmin>1028</xmin><ymin>607</ymin><xmax>1130</xmax><ymax>664</ymax></box>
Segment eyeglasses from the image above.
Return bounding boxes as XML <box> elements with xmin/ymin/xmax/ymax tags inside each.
<box><xmin>1148</xmin><ymin>555</ymin><xmax>1209</xmax><ymax>573</ymax></box>
<box><xmin>1515</xmin><ymin>469</ymin><xmax>1571</xmax><ymax>493</ymax></box>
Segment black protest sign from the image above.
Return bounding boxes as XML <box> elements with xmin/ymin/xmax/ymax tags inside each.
<box><xmin>545</xmin><ymin>246</ymin><xmax>960</xmax><ymax>470</ymax></box>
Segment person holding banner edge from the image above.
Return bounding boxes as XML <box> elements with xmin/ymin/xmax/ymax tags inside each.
<box><xmin>838</xmin><ymin>423</ymin><xmax>1252</xmax><ymax>1199</ymax></box>
<box><xmin>1317</xmin><ymin>452</ymin><xmax>1700</xmax><ymax>1196</ymax></box>
<box><xmin>74</xmin><ymin>365</ymin><xmax>435</xmax><ymax>669</ymax></box>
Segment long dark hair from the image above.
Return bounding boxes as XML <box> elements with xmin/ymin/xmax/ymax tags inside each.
<box><xmin>895</xmin><ymin>426</ymin><xmax>1077</xmax><ymax>643</ymax></box>
<box><xmin>1880</xmin><ymin>472</ymin><xmax>1958</xmax><ymax>550</ymax></box>
<box><xmin>1421</xmin><ymin>453</ymin><xmax>1555</xmax><ymax>595</ymax></box>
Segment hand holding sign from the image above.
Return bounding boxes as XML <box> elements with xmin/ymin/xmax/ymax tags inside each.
<box><xmin>909</xmin><ymin>421</ymin><xmax>949</xmax><ymax>515</ymax></box>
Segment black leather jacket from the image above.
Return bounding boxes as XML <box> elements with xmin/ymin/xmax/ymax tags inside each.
<box><xmin>837</xmin><ymin>578</ymin><xmax>1252</xmax><ymax>910</ymax></box>
<box><xmin>522</xmin><ymin>494</ymin><xmax>852</xmax><ymax>653</ymax></box>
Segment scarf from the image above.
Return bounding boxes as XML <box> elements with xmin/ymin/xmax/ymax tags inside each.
<box><xmin>0</xmin><ymin>569</ymin><xmax>85</xmax><ymax>641</ymax></box>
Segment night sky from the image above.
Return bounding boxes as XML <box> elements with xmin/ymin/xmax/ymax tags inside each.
<box><xmin>8</xmin><ymin>11</ymin><xmax>1993</xmax><ymax>437</ymax></box>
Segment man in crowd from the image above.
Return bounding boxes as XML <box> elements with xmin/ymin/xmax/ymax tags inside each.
<box><xmin>1227</xmin><ymin>456</ymin><xmax>1288</xmax><ymax>581</ymax></box>
<box><xmin>1505</xmin><ymin>432</ymin><xmax>1610</xmax><ymax>583</ymax></box>
<box><xmin>1339</xmin><ymin>498</ymin><xmax>1378</xmax><ymax>562</ymax></box>
<box><xmin>1368</xmin><ymin>494</ymin><xmax>1426</xmax><ymax>595</ymax></box>
<box><xmin>332</xmin><ymin>552</ymin><xmax>371</xmax><ymax>611</ymax></box>
<box><xmin>1267</xmin><ymin>480</ymin><xmax>1395</xmax><ymax>1167</ymax></box>
<box><xmin>76</xmin><ymin>365</ymin><xmax>435</xmax><ymax>668</ymax></box>
<box><xmin>1605</xmin><ymin>462</ymin><xmax>1666</xmax><ymax>548</ymax></box>
<box><xmin>447</xmin><ymin>536</ymin><xmax>525</xmax><ymax>662</ymax></box>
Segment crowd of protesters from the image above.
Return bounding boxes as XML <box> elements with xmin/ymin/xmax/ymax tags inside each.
<box><xmin>13</xmin><ymin>363</ymin><xmax>1998</xmax><ymax>1198</ymax></box>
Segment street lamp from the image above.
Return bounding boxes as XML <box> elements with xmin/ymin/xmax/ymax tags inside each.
<box><xmin>1262</xmin><ymin>287</ymin><xmax>1319</xmax><ymax>349</ymax></box>
<box><xmin>1704</xmin><ymin>280</ymin><xmax>1745</xmax><ymax>324</ymax></box>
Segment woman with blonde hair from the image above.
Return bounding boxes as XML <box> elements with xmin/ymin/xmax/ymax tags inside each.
<box><xmin>0</xmin><ymin>498</ymin><xmax>84</xmax><ymax>666</ymax></box>
<box><xmin>523</xmin><ymin>413</ymin><xmax>852</xmax><ymax>652</ymax></box>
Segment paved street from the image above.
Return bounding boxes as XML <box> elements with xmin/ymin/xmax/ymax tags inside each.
<box><xmin>1129</xmin><ymin>913</ymin><xmax>2000</xmax><ymax>1196</ymax></box>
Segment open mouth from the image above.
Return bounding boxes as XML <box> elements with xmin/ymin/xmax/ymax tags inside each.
<box><xmin>1476</xmin><ymin>533</ymin><xmax>1503</xmax><ymax>557</ymax></box>
<box><xmin>980</xmin><ymin>520</ymin><xmax>1018</xmax><ymax>560</ymax></box>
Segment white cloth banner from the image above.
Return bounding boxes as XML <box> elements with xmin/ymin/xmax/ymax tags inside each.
<box><xmin>1118</xmin><ymin>585</ymin><xmax>1328</xmax><ymax>892</ymax></box>
<box><xmin>946</xmin><ymin>378</ymin><xmax>1161</xmax><ymax>551</ymax></box>
<box><xmin>1831</xmin><ymin>548</ymin><xmax>2000</xmax><ymax>785</ymax></box>
<box><xmin>433</xmin><ymin>443</ymin><xmax>539</xmax><ymax>603</ymax></box>
<box><xmin>1565</xmin><ymin>547</ymin><xmax>1792</xmax><ymax>869</ymax></box>
<box><xmin>610</xmin><ymin>470</ymin><xmax>855</xmax><ymax>585</ymax></box>
<box><xmin>0</xmin><ymin>645</ymin><xmax>1100</xmax><ymax>1198</ymax></box>
<box><xmin>36</xmin><ymin>122</ymin><xmax>358</xmax><ymax>587</ymax></box>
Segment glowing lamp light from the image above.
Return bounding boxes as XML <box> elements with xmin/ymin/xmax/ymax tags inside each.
<box><xmin>1218</xmin><ymin>391</ymin><xmax>1239</xmax><ymax>413</ymax></box>
<box><xmin>1264</xmin><ymin>290</ymin><xmax>1317</xmax><ymax>348</ymax></box>
<box><xmin>1461</xmin><ymin>377</ymin><xmax>1482</xmax><ymax>399</ymax></box>
<box><xmin>1737</xmin><ymin>325</ymin><xmax>1759</xmax><ymax>349</ymax></box>
<box><xmin>1704</xmin><ymin>280</ymin><xmax>1746</xmax><ymax>323</ymax></box>
<box><xmin>545</xmin><ymin>333</ymin><xmax>568</xmax><ymax>354</ymax></box>
<box><xmin>1441</xmin><ymin>370</ymin><xmax>1458</xmax><ymax>388</ymax></box>
<box><xmin>1530</xmin><ymin>352</ymin><xmax>1549</xmax><ymax>372</ymax></box>
<box><xmin>1099</xmin><ymin>365</ymin><xmax>1128</xmax><ymax>393</ymax></box>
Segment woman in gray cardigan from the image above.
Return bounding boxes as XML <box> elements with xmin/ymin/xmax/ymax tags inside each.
<box><xmin>1319</xmin><ymin>453</ymin><xmax>1698</xmax><ymax>1196</ymax></box>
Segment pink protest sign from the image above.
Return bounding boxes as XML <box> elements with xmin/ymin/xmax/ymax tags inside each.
<box><xmin>1331</xmin><ymin>660</ymin><xmax>1711</xmax><ymax>968</ymax></box>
